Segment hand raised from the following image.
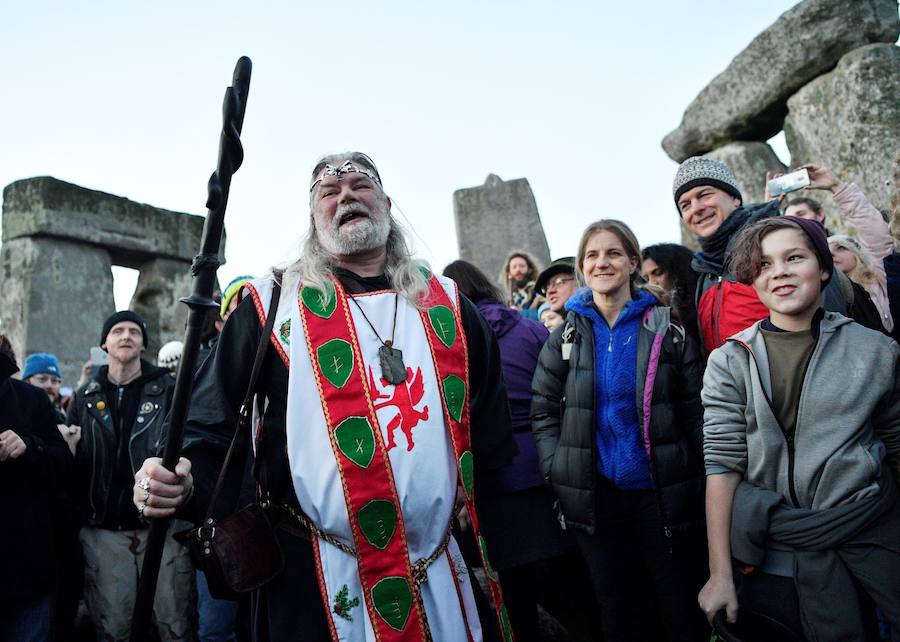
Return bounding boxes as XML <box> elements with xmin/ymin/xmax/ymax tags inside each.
<box><xmin>0</xmin><ymin>429</ymin><xmax>26</xmax><ymax>461</ymax></box>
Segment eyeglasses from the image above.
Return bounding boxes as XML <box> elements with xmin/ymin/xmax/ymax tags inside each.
<box><xmin>547</xmin><ymin>276</ymin><xmax>574</xmax><ymax>290</ymax></box>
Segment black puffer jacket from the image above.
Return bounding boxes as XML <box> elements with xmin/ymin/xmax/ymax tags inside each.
<box><xmin>531</xmin><ymin>303</ymin><xmax>705</xmax><ymax>535</ymax></box>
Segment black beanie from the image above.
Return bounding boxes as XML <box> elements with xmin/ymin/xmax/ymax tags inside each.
<box><xmin>101</xmin><ymin>311</ymin><xmax>148</xmax><ymax>349</ymax></box>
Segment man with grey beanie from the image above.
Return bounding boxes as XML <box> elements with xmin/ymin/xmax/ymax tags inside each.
<box><xmin>673</xmin><ymin>156</ymin><xmax>781</xmax><ymax>353</ymax></box>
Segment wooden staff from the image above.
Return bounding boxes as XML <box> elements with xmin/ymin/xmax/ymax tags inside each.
<box><xmin>130</xmin><ymin>56</ymin><xmax>252</xmax><ymax>641</ymax></box>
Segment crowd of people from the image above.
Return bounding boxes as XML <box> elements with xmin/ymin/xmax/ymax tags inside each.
<box><xmin>2</xmin><ymin>151</ymin><xmax>899</xmax><ymax>642</ymax></box>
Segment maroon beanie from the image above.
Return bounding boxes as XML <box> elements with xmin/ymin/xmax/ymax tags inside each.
<box><xmin>783</xmin><ymin>216</ymin><xmax>833</xmax><ymax>287</ymax></box>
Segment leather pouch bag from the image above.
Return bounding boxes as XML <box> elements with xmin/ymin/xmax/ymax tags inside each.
<box><xmin>182</xmin><ymin>503</ymin><xmax>283</xmax><ymax>600</ymax></box>
<box><xmin>179</xmin><ymin>279</ymin><xmax>284</xmax><ymax>601</ymax></box>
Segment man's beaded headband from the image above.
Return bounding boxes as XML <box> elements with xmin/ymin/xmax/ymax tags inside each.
<box><xmin>309</xmin><ymin>160</ymin><xmax>382</xmax><ymax>193</ymax></box>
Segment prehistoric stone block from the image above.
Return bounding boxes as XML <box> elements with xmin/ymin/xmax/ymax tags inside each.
<box><xmin>705</xmin><ymin>142</ymin><xmax>788</xmax><ymax>205</ymax></box>
<box><xmin>784</xmin><ymin>43</ymin><xmax>900</xmax><ymax>231</ymax></box>
<box><xmin>1</xmin><ymin>176</ymin><xmax>220</xmax><ymax>385</ymax></box>
<box><xmin>131</xmin><ymin>257</ymin><xmax>195</xmax><ymax>359</ymax></box>
<box><xmin>662</xmin><ymin>0</ymin><xmax>899</xmax><ymax>162</ymax></box>
<box><xmin>0</xmin><ymin>236</ymin><xmax>115</xmax><ymax>385</ymax></box>
<box><xmin>2</xmin><ymin>176</ymin><xmax>212</xmax><ymax>266</ymax></box>
<box><xmin>453</xmin><ymin>174</ymin><xmax>551</xmax><ymax>286</ymax></box>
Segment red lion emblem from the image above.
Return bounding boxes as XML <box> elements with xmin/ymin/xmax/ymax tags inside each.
<box><xmin>368</xmin><ymin>366</ymin><xmax>429</xmax><ymax>451</ymax></box>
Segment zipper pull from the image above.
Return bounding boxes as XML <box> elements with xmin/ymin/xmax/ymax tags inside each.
<box><xmin>608</xmin><ymin>334</ymin><xmax>613</xmax><ymax>352</ymax></box>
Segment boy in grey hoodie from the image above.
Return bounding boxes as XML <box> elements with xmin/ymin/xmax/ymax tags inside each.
<box><xmin>698</xmin><ymin>216</ymin><xmax>900</xmax><ymax>641</ymax></box>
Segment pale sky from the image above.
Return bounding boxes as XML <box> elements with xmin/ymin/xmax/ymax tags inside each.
<box><xmin>1</xmin><ymin>1</ymin><xmax>798</xmax><ymax>308</ymax></box>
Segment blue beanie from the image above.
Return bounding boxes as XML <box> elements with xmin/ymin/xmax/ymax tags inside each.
<box><xmin>23</xmin><ymin>353</ymin><xmax>62</xmax><ymax>380</ymax></box>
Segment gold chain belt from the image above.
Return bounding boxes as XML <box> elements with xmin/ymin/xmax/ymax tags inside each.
<box><xmin>276</xmin><ymin>503</ymin><xmax>453</xmax><ymax>585</ymax></box>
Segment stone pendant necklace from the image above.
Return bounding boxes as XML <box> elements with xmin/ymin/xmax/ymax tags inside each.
<box><xmin>349</xmin><ymin>293</ymin><xmax>407</xmax><ymax>385</ymax></box>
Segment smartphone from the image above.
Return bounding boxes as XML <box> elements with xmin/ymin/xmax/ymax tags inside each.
<box><xmin>768</xmin><ymin>169</ymin><xmax>810</xmax><ymax>198</ymax></box>
<box><xmin>89</xmin><ymin>346</ymin><xmax>108</xmax><ymax>379</ymax></box>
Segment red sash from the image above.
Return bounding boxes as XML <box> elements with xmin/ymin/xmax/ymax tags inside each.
<box><xmin>418</xmin><ymin>273</ymin><xmax>512</xmax><ymax>642</ymax></box>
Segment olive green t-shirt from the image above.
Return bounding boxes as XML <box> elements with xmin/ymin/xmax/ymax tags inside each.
<box><xmin>760</xmin><ymin>327</ymin><xmax>816</xmax><ymax>439</ymax></box>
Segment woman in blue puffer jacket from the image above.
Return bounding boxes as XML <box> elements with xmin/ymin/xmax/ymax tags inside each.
<box><xmin>531</xmin><ymin>220</ymin><xmax>708</xmax><ymax>642</ymax></box>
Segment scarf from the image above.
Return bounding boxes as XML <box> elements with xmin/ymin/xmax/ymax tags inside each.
<box><xmin>698</xmin><ymin>203</ymin><xmax>778</xmax><ymax>268</ymax></box>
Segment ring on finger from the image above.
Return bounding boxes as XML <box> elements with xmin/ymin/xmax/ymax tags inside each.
<box><xmin>138</xmin><ymin>502</ymin><xmax>147</xmax><ymax>517</ymax></box>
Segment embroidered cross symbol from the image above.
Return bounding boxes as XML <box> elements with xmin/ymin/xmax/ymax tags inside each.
<box><xmin>355</xmin><ymin>438</ymin><xmax>365</xmax><ymax>454</ymax></box>
<box><xmin>331</xmin><ymin>355</ymin><xmax>343</xmax><ymax>374</ymax></box>
<box><xmin>317</xmin><ymin>292</ymin><xmax>329</xmax><ymax>309</ymax></box>
<box><xmin>435</xmin><ymin>318</ymin><xmax>450</xmax><ymax>342</ymax></box>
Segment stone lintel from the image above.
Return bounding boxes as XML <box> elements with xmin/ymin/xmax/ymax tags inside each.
<box><xmin>2</xmin><ymin>176</ymin><xmax>224</xmax><ymax>266</ymax></box>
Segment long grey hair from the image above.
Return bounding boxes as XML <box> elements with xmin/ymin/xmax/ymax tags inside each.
<box><xmin>281</xmin><ymin>153</ymin><xmax>431</xmax><ymax>307</ymax></box>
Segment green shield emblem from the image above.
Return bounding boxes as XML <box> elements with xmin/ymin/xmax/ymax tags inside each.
<box><xmin>301</xmin><ymin>283</ymin><xmax>337</xmax><ymax>319</ymax></box>
<box><xmin>428</xmin><ymin>305</ymin><xmax>456</xmax><ymax>348</ymax></box>
<box><xmin>459</xmin><ymin>450</ymin><xmax>474</xmax><ymax>500</ymax></box>
<box><xmin>317</xmin><ymin>339</ymin><xmax>353</xmax><ymax>388</ymax></box>
<box><xmin>442</xmin><ymin>375</ymin><xmax>465</xmax><ymax>423</ymax></box>
<box><xmin>371</xmin><ymin>576</ymin><xmax>412</xmax><ymax>632</ymax></box>
<box><xmin>357</xmin><ymin>499</ymin><xmax>397</xmax><ymax>550</ymax></box>
<box><xmin>479</xmin><ymin>536</ymin><xmax>498</xmax><ymax>581</ymax></box>
<box><xmin>333</xmin><ymin>417</ymin><xmax>376</xmax><ymax>468</ymax></box>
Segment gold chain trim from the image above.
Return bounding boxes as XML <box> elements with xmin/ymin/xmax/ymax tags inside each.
<box><xmin>278</xmin><ymin>503</ymin><xmax>452</xmax><ymax>585</ymax></box>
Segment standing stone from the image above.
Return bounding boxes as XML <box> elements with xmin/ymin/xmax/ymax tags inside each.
<box><xmin>784</xmin><ymin>43</ymin><xmax>900</xmax><ymax>232</ymax></box>
<box><xmin>662</xmin><ymin>0</ymin><xmax>899</xmax><ymax>162</ymax></box>
<box><xmin>453</xmin><ymin>174</ymin><xmax>551</xmax><ymax>286</ymax></box>
<box><xmin>705</xmin><ymin>142</ymin><xmax>787</xmax><ymax>205</ymax></box>
<box><xmin>891</xmin><ymin>151</ymin><xmax>900</xmax><ymax>243</ymax></box>
<box><xmin>1</xmin><ymin>176</ymin><xmax>218</xmax><ymax>386</ymax></box>
<box><xmin>131</xmin><ymin>258</ymin><xmax>195</xmax><ymax>359</ymax></box>
<box><xmin>678</xmin><ymin>142</ymin><xmax>787</xmax><ymax>249</ymax></box>
<box><xmin>0</xmin><ymin>237</ymin><xmax>115</xmax><ymax>385</ymax></box>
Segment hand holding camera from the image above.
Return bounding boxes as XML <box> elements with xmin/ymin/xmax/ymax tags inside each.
<box><xmin>766</xmin><ymin>168</ymin><xmax>810</xmax><ymax>200</ymax></box>
<box><xmin>765</xmin><ymin>162</ymin><xmax>845</xmax><ymax>203</ymax></box>
<box><xmin>798</xmin><ymin>163</ymin><xmax>844</xmax><ymax>193</ymax></box>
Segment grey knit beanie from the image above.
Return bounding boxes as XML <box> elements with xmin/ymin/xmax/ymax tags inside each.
<box><xmin>672</xmin><ymin>156</ymin><xmax>743</xmax><ymax>211</ymax></box>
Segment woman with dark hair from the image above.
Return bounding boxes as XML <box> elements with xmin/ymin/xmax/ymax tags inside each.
<box><xmin>442</xmin><ymin>260</ymin><xmax>572</xmax><ymax>642</ymax></box>
<box><xmin>641</xmin><ymin>243</ymin><xmax>700</xmax><ymax>345</ymax></box>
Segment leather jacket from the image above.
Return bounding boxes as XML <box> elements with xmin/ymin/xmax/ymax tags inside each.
<box><xmin>68</xmin><ymin>360</ymin><xmax>175</xmax><ymax>527</ymax></box>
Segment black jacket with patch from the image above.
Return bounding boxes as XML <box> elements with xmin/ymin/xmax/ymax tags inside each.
<box><xmin>68</xmin><ymin>360</ymin><xmax>175</xmax><ymax>529</ymax></box>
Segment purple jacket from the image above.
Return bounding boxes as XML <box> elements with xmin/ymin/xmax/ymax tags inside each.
<box><xmin>476</xmin><ymin>299</ymin><xmax>549</xmax><ymax>492</ymax></box>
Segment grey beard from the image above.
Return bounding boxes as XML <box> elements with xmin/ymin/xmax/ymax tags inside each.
<box><xmin>318</xmin><ymin>202</ymin><xmax>391</xmax><ymax>255</ymax></box>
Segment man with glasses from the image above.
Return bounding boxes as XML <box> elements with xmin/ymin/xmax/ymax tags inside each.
<box><xmin>535</xmin><ymin>257</ymin><xmax>578</xmax><ymax>315</ymax></box>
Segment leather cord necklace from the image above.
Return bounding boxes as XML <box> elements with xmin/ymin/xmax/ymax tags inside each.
<box><xmin>348</xmin><ymin>293</ymin><xmax>407</xmax><ymax>385</ymax></box>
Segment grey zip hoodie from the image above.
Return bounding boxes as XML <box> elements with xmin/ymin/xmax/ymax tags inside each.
<box><xmin>702</xmin><ymin>312</ymin><xmax>900</xmax><ymax>510</ymax></box>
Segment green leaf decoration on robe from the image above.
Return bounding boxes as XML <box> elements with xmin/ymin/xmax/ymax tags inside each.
<box><xmin>333</xmin><ymin>417</ymin><xmax>376</xmax><ymax>469</ymax></box>
<box><xmin>371</xmin><ymin>576</ymin><xmax>412</xmax><ymax>632</ymax></box>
